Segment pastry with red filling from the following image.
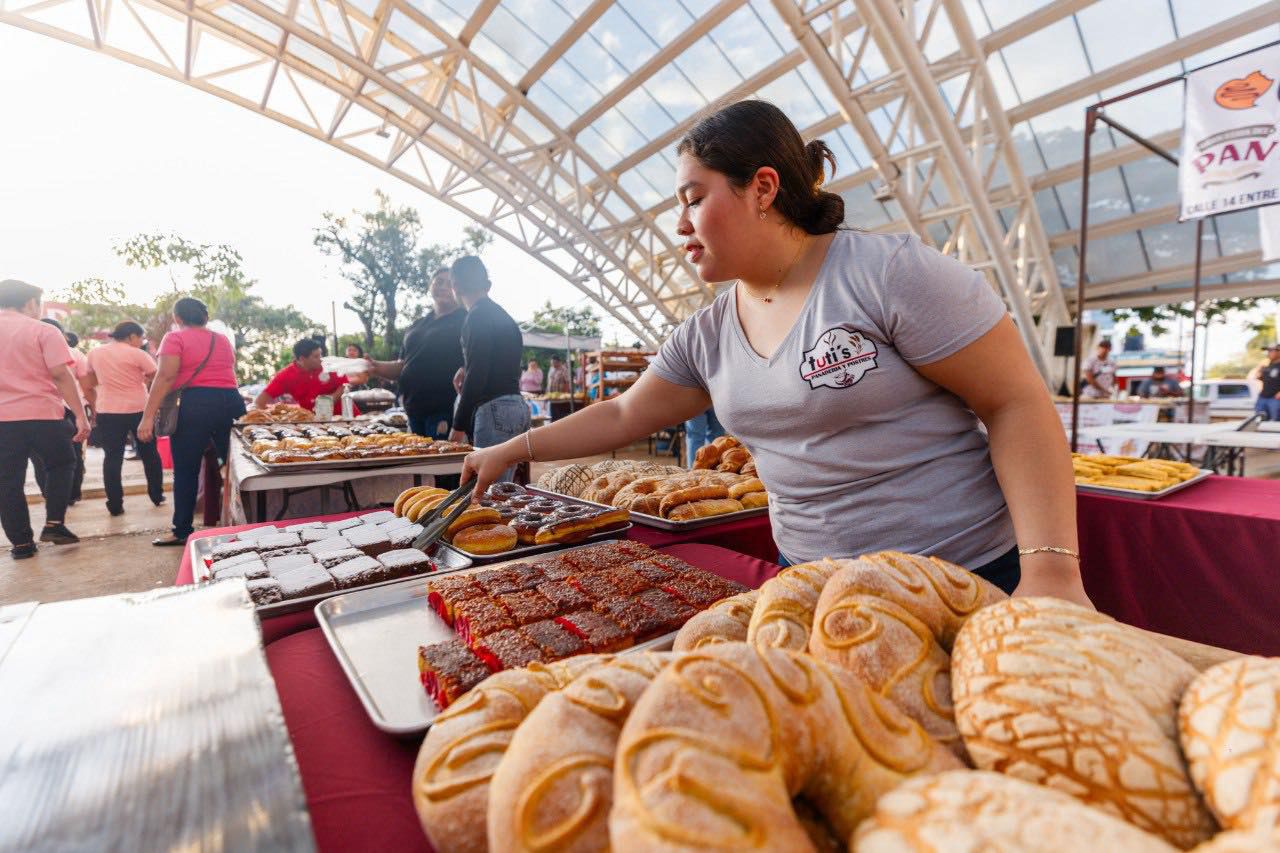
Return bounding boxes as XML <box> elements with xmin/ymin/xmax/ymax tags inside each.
<box><xmin>417</xmin><ymin>640</ymin><xmax>489</xmax><ymax>708</ymax></box>
<box><xmin>555</xmin><ymin>610</ymin><xmax>632</xmax><ymax>653</ymax></box>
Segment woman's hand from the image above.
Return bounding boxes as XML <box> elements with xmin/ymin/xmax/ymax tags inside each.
<box><xmin>461</xmin><ymin>441</ymin><xmax>522</xmax><ymax>499</ymax></box>
<box><xmin>137</xmin><ymin>420</ymin><xmax>154</xmax><ymax>443</ymax></box>
<box><xmin>1012</xmin><ymin>554</ymin><xmax>1094</xmax><ymax>609</ymax></box>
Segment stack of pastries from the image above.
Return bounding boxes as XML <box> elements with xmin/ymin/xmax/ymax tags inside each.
<box><xmin>1073</xmin><ymin>452</ymin><xmax>1200</xmax><ymax>492</ymax></box>
<box><xmin>248</xmin><ymin>429</ymin><xmax>472</xmax><ymax>464</ymax></box>
<box><xmin>393</xmin><ymin>483</ymin><xmax>630</xmax><ymax>556</ymax></box>
<box><xmin>412</xmin><ymin>548</ymin><xmax>1280</xmax><ymax>852</ymax></box>
<box><xmin>238</xmin><ymin>402</ymin><xmax>314</xmax><ymax>423</ymax></box>
<box><xmin>414</xmin><ymin>540</ymin><xmax>746</xmax><ymax>708</ymax></box>
<box><xmin>691</xmin><ymin>433</ymin><xmax>757</xmax><ymax>474</ymax></box>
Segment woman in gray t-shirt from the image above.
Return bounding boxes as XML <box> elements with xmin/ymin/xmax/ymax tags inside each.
<box><xmin>463</xmin><ymin>100</ymin><xmax>1090</xmax><ymax>607</ymax></box>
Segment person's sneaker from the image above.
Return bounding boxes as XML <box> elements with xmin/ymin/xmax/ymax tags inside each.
<box><xmin>152</xmin><ymin>535</ymin><xmax>187</xmax><ymax>547</ymax></box>
<box><xmin>108</xmin><ymin>505</ymin><xmax>125</xmax><ymax>517</ymax></box>
<box><xmin>10</xmin><ymin>543</ymin><xmax>37</xmax><ymax>560</ymax></box>
<box><xmin>152</xmin><ymin>497</ymin><xmax>167</xmax><ymax>507</ymax></box>
<box><xmin>39</xmin><ymin>523</ymin><xmax>80</xmax><ymax>545</ymax></box>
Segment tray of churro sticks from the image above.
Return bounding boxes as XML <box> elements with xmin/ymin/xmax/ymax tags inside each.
<box><xmin>314</xmin><ymin>540</ymin><xmax>748</xmax><ymax>734</ymax></box>
<box><xmin>1072</xmin><ymin>453</ymin><xmax>1211</xmax><ymax>499</ymax></box>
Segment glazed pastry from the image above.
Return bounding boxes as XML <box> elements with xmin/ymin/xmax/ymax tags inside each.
<box><xmin>658</xmin><ymin>485</ymin><xmax>729</xmax><ymax>518</ymax></box>
<box><xmin>739</xmin><ymin>491</ymin><xmax>769</xmax><ymax>509</ymax></box>
<box><xmin>692</xmin><ymin>442</ymin><xmax>721</xmax><ymax>470</ymax></box>
<box><xmin>610</xmin><ymin>642</ymin><xmax>960</xmax><ymax>851</ymax></box>
<box><xmin>727</xmin><ymin>477</ymin><xmax>765</xmax><ymax>499</ymax></box>
<box><xmin>533</xmin><ymin>508</ymin><xmax>629</xmax><ymax>545</ymax></box>
<box><xmin>445</xmin><ymin>506</ymin><xmax>503</xmax><ymax>539</ymax></box>
<box><xmin>453</xmin><ymin>523</ymin><xmax>518</xmax><ymax>556</ymax></box>
<box><xmin>667</xmin><ymin>498</ymin><xmax>744</xmax><ymax>521</ymax></box>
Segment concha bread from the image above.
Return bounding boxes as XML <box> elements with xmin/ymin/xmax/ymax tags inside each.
<box><xmin>672</xmin><ymin>590</ymin><xmax>759</xmax><ymax>651</ymax></box>
<box><xmin>853</xmin><ymin>770</ymin><xmax>1177</xmax><ymax>852</ymax></box>
<box><xmin>487</xmin><ymin>652</ymin><xmax>671</xmax><ymax>852</ymax></box>
<box><xmin>413</xmin><ymin>655</ymin><xmax>610</xmax><ymax>853</ymax></box>
<box><xmin>808</xmin><ymin>552</ymin><xmax>1006</xmax><ymax>759</ymax></box>
<box><xmin>1179</xmin><ymin>656</ymin><xmax>1280</xmax><ymax>832</ymax></box>
<box><xmin>1192</xmin><ymin>828</ymin><xmax>1280</xmax><ymax>852</ymax></box>
<box><xmin>610</xmin><ymin>642</ymin><xmax>961</xmax><ymax>851</ymax></box>
<box><xmin>747</xmin><ymin>558</ymin><xmax>848</xmax><ymax>651</ymax></box>
<box><xmin>952</xmin><ymin>597</ymin><xmax>1213</xmax><ymax>848</ymax></box>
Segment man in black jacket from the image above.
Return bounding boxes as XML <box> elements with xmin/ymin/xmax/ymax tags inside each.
<box><xmin>448</xmin><ymin>256</ymin><xmax>529</xmax><ymax>481</ymax></box>
<box><xmin>368</xmin><ymin>269</ymin><xmax>465</xmax><ymax>438</ymax></box>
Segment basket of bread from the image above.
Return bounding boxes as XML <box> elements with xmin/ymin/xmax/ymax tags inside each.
<box><xmin>412</xmin><ymin>549</ymin><xmax>1275</xmax><ymax>853</ymax></box>
<box><xmin>1073</xmin><ymin>453</ymin><xmax>1209</xmax><ymax>498</ymax></box>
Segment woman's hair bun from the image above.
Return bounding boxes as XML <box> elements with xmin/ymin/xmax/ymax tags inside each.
<box><xmin>805</xmin><ymin>139</ymin><xmax>836</xmax><ymax>188</ymax></box>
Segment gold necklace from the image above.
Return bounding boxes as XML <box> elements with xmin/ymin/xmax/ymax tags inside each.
<box><xmin>740</xmin><ymin>236</ymin><xmax>808</xmax><ymax>304</ymax></box>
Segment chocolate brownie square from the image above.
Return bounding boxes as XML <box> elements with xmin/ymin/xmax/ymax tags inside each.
<box><xmin>301</xmin><ymin>527</ymin><xmax>342</xmax><ymax>544</ymax></box>
<box><xmin>327</xmin><ymin>516</ymin><xmax>365</xmax><ymax>533</ymax></box>
<box><xmin>212</xmin><ymin>556</ymin><xmax>268</xmax><ymax>581</ymax></box>
<box><xmin>328</xmin><ymin>555</ymin><xmax>390</xmax><ymax>589</ymax></box>
<box><xmin>555</xmin><ymin>610</ymin><xmax>632</xmax><ymax>653</ymax></box>
<box><xmin>378</xmin><ymin>515</ymin><xmax>413</xmax><ymax>534</ymax></box>
<box><xmin>256</xmin><ymin>531</ymin><xmax>302</xmax><ymax>550</ymax></box>
<box><xmin>536</xmin><ymin>580</ymin><xmax>593</xmax><ymax>615</ymax></box>
<box><xmin>265</xmin><ymin>553</ymin><xmax>317</xmax><ymax>574</ymax></box>
<box><xmin>273</xmin><ymin>562</ymin><xmax>336</xmax><ymax>599</ymax></box>
<box><xmin>474</xmin><ymin>628</ymin><xmax>546</xmax><ymax>671</ymax></box>
<box><xmin>387</xmin><ymin>523</ymin><xmax>424</xmax><ymax>548</ymax></box>
<box><xmin>317</xmin><ymin>547</ymin><xmax>365</xmax><ymax>569</ymax></box>
<box><xmin>209</xmin><ymin>551</ymin><xmax>263</xmax><ymax>575</ymax></box>
<box><xmin>593</xmin><ymin>597</ymin><xmax>667</xmax><ymax>641</ymax></box>
<box><xmin>519</xmin><ymin>619</ymin><xmax>586</xmax><ymax>659</ymax></box>
<box><xmin>209</xmin><ymin>540</ymin><xmax>258</xmax><ymax>561</ymax></box>
<box><xmin>378</xmin><ymin>548</ymin><xmax>432</xmax><ymax>579</ymax></box>
<box><xmin>343</xmin><ymin>524</ymin><xmax>392</xmax><ymax>557</ymax></box>
<box><xmin>496</xmin><ymin>589</ymin><xmax>556</xmax><ymax>626</ymax></box>
<box><xmin>284</xmin><ymin>521</ymin><xmax>324</xmax><ymax>534</ymax></box>
<box><xmin>307</xmin><ymin>537</ymin><xmax>352</xmax><ymax>557</ymax></box>
<box><xmin>359</xmin><ymin>510</ymin><xmax>396</xmax><ymax>525</ymax></box>
<box><xmin>453</xmin><ymin>597</ymin><xmax>515</xmax><ymax>645</ymax></box>
<box><xmin>246</xmin><ymin>577</ymin><xmax>283</xmax><ymax>606</ymax></box>
<box><xmin>232</xmin><ymin>526</ymin><xmax>279</xmax><ymax>544</ymax></box>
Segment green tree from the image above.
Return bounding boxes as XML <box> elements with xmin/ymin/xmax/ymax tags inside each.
<box><xmin>1108</xmin><ymin>297</ymin><xmax>1276</xmax><ymax>338</ymax></box>
<box><xmin>522</xmin><ymin>300</ymin><xmax>603</xmax><ymax>338</ymax></box>
<box><xmin>314</xmin><ymin>190</ymin><xmax>491</xmax><ymax>357</ymax></box>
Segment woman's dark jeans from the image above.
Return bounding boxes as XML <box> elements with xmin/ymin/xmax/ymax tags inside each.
<box><xmin>170</xmin><ymin>388</ymin><xmax>245</xmax><ymax>539</ymax></box>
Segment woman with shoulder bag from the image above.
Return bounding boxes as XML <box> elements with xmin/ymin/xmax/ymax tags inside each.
<box><xmin>138</xmin><ymin>298</ymin><xmax>244</xmax><ymax>546</ymax></box>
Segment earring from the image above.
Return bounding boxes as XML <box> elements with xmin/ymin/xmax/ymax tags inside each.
<box><xmin>759</xmin><ymin>210</ymin><xmax>766</xmax><ymax>220</ymax></box>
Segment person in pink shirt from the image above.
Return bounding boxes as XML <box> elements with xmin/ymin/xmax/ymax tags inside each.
<box><xmin>138</xmin><ymin>297</ymin><xmax>244</xmax><ymax>546</ymax></box>
<box><xmin>27</xmin><ymin>320</ymin><xmax>89</xmax><ymax>508</ymax></box>
<box><xmin>0</xmin><ymin>280</ymin><xmax>89</xmax><ymax>559</ymax></box>
<box><xmin>82</xmin><ymin>321</ymin><xmax>165</xmax><ymax>516</ymax></box>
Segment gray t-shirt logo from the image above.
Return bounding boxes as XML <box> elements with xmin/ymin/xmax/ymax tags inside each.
<box><xmin>800</xmin><ymin>326</ymin><xmax>879</xmax><ymax>390</ymax></box>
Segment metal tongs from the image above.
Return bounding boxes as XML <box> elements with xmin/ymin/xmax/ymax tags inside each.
<box><xmin>411</xmin><ymin>478</ymin><xmax>478</xmax><ymax>552</ymax></box>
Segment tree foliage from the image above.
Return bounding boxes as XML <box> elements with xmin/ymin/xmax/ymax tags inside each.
<box><xmin>314</xmin><ymin>191</ymin><xmax>492</xmax><ymax>357</ymax></box>
<box><xmin>523</xmin><ymin>300</ymin><xmax>603</xmax><ymax>338</ymax></box>
<box><xmin>62</xmin><ymin>233</ymin><xmax>317</xmax><ymax>383</ymax></box>
<box><xmin>1107</xmin><ymin>297</ymin><xmax>1276</xmax><ymax>338</ymax></box>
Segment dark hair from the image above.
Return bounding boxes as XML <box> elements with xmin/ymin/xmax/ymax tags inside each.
<box><xmin>450</xmin><ymin>256</ymin><xmax>490</xmax><ymax>295</ymax></box>
<box><xmin>677</xmin><ymin>100</ymin><xmax>844</xmax><ymax>234</ymax></box>
<box><xmin>1098</xmin><ymin>339</ymin><xmax>1112</xmax><ymax>348</ymax></box>
<box><xmin>173</xmin><ymin>297</ymin><xmax>209</xmax><ymax>326</ymax></box>
<box><xmin>293</xmin><ymin>338</ymin><xmax>323</xmax><ymax>360</ymax></box>
<box><xmin>431</xmin><ymin>268</ymin><xmax>452</xmax><ymax>284</ymax></box>
<box><xmin>345</xmin><ymin>342</ymin><xmax>364</xmax><ymax>357</ymax></box>
<box><xmin>110</xmin><ymin>321</ymin><xmax>146</xmax><ymax>341</ymax></box>
<box><xmin>1151</xmin><ymin>366</ymin><xmax>1166</xmax><ymax>375</ymax></box>
<box><xmin>40</xmin><ymin>317</ymin><xmax>64</xmax><ymax>333</ymax></box>
<box><xmin>65</xmin><ymin>332</ymin><xmax>79</xmax><ymax>348</ymax></box>
<box><xmin>0</xmin><ymin>279</ymin><xmax>42</xmax><ymax>309</ymax></box>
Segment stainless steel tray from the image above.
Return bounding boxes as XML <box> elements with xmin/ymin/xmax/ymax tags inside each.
<box><xmin>249</xmin><ymin>450</ymin><xmax>472</xmax><ymax>473</ymax></box>
<box><xmin>188</xmin><ymin>524</ymin><xmax>474</xmax><ymax>618</ymax></box>
<box><xmin>315</xmin><ymin>549</ymin><xmax>676</xmax><ymax>735</ymax></box>
<box><xmin>528</xmin><ymin>486</ymin><xmax>770</xmax><ymax>531</ymax></box>
<box><xmin>1075</xmin><ymin>468</ymin><xmax>1213</xmax><ymax>500</ymax></box>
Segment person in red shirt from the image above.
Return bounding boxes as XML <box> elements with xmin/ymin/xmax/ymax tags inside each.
<box><xmin>254</xmin><ymin>338</ymin><xmax>365</xmax><ymax>414</ymax></box>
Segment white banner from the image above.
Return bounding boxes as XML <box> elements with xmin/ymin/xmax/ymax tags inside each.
<box><xmin>1180</xmin><ymin>42</ymin><xmax>1280</xmax><ymax>221</ymax></box>
<box><xmin>1262</xmin><ymin>204</ymin><xmax>1280</xmax><ymax>262</ymax></box>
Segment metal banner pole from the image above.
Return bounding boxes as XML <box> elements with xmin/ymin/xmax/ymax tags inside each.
<box><xmin>1071</xmin><ymin>106</ymin><xmax>1098</xmax><ymax>453</ymax></box>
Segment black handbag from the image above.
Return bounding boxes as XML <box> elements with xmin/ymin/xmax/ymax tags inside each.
<box><xmin>155</xmin><ymin>333</ymin><xmax>216</xmax><ymax>437</ymax></box>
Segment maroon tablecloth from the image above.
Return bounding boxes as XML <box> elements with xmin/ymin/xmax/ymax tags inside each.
<box><xmin>1078</xmin><ymin>475</ymin><xmax>1280</xmax><ymax>656</ymax></box>
<box><xmin>627</xmin><ymin>513</ymin><xmax>777</xmax><ymax>563</ymax></box>
<box><xmin>266</xmin><ymin>543</ymin><xmax>779</xmax><ymax>853</ymax></box>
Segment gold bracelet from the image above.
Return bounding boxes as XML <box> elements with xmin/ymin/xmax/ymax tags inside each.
<box><xmin>1017</xmin><ymin>546</ymin><xmax>1080</xmax><ymax>561</ymax></box>
<box><xmin>523</xmin><ymin>430</ymin><xmax>535</xmax><ymax>462</ymax></box>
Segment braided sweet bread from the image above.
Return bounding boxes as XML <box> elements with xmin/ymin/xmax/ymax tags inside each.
<box><xmin>487</xmin><ymin>653</ymin><xmax>671</xmax><ymax>852</ymax></box>
<box><xmin>808</xmin><ymin>552</ymin><xmax>1006</xmax><ymax>759</ymax></box>
<box><xmin>413</xmin><ymin>655</ymin><xmax>610</xmax><ymax>853</ymax></box>
<box><xmin>610</xmin><ymin>642</ymin><xmax>960</xmax><ymax>851</ymax></box>
<box><xmin>1179</xmin><ymin>656</ymin><xmax>1280</xmax><ymax>833</ymax></box>
<box><xmin>952</xmin><ymin>597</ymin><xmax>1214</xmax><ymax>848</ymax></box>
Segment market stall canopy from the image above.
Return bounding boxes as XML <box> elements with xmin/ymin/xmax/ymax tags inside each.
<box><xmin>4</xmin><ymin>0</ymin><xmax>1278</xmax><ymax>367</ymax></box>
<box><xmin>522</xmin><ymin>328</ymin><xmax>601</xmax><ymax>352</ymax></box>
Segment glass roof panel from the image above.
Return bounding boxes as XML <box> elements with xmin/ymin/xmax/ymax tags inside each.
<box><xmin>975</xmin><ymin>0</ymin><xmax>1059</xmax><ymax>31</ymax></box>
<box><xmin>995</xmin><ymin>18</ymin><xmax>1090</xmax><ymax>104</ymax></box>
<box><xmin>1090</xmin><ymin>232</ymin><xmax>1149</xmax><ymax>281</ymax></box>
<box><xmin>586</xmin><ymin>5</ymin><xmax>662</xmax><ymax>74</ymax></box>
<box><xmin>1075</xmin><ymin>0</ymin><xmax>1175</xmax><ymax>70</ymax></box>
<box><xmin>713</xmin><ymin>3</ymin><xmax>787</xmax><ymax>80</ymax></box>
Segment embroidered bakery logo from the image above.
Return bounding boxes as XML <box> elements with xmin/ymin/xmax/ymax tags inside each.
<box><xmin>799</xmin><ymin>327</ymin><xmax>878</xmax><ymax>390</ymax></box>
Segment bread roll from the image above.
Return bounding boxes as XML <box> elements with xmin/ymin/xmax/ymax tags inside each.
<box><xmin>1179</xmin><ymin>656</ymin><xmax>1280</xmax><ymax>833</ymax></box>
<box><xmin>739</xmin><ymin>491</ymin><xmax>768</xmax><ymax>509</ymax></box>
<box><xmin>414</xmin><ymin>656</ymin><xmax>610</xmax><ymax>853</ymax></box>
<box><xmin>667</xmin><ymin>498</ymin><xmax>743</xmax><ymax>521</ymax></box>
<box><xmin>610</xmin><ymin>643</ymin><xmax>960</xmax><ymax>851</ymax></box>
<box><xmin>952</xmin><ymin>597</ymin><xmax>1213</xmax><ymax>848</ymax></box>
<box><xmin>808</xmin><ymin>553</ymin><xmax>1006</xmax><ymax>760</ymax></box>
<box><xmin>711</xmin><ymin>435</ymin><xmax>740</xmax><ymax>450</ymax></box>
<box><xmin>673</xmin><ymin>590</ymin><xmax>760</xmax><ymax>651</ymax></box>
<box><xmin>854</xmin><ymin>770</ymin><xmax>1178</xmax><ymax>852</ymax></box>
<box><xmin>718</xmin><ymin>447</ymin><xmax>750</xmax><ymax>472</ymax></box>
<box><xmin>487</xmin><ymin>653</ymin><xmax>671</xmax><ymax>852</ymax></box>
<box><xmin>747</xmin><ymin>558</ymin><xmax>846</xmax><ymax>651</ymax></box>
<box><xmin>658</xmin><ymin>485</ymin><xmax>728</xmax><ymax>518</ymax></box>
<box><xmin>727</xmin><ymin>477</ymin><xmax>764</xmax><ymax>499</ymax></box>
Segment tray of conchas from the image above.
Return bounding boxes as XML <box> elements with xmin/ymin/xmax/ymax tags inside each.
<box><xmin>392</xmin><ymin>483</ymin><xmax>631</xmax><ymax>563</ymax></box>
<box><xmin>190</xmin><ymin>509</ymin><xmax>473</xmax><ymax>617</ymax></box>
<box><xmin>407</xmin><ymin>550</ymin><xmax>1267</xmax><ymax>853</ymax></box>
<box><xmin>315</xmin><ymin>540</ymin><xmax>749</xmax><ymax>734</ymax></box>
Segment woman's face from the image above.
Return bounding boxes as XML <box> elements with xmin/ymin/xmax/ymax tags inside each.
<box><xmin>346</xmin><ymin>345</ymin><xmax>360</xmax><ymax>359</ymax></box>
<box><xmin>127</xmin><ymin>334</ymin><xmax>143</xmax><ymax>348</ymax></box>
<box><xmin>528</xmin><ymin>360</ymin><xmax>538</xmax><ymax>370</ymax></box>
<box><xmin>675</xmin><ymin>153</ymin><xmax>766</xmax><ymax>283</ymax></box>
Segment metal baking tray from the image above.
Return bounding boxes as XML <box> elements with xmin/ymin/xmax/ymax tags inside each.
<box><xmin>248</xmin><ymin>450</ymin><xmax>472</xmax><ymax>473</ymax></box>
<box><xmin>188</xmin><ymin>526</ymin><xmax>474</xmax><ymax>618</ymax></box>
<box><xmin>315</xmin><ymin>549</ymin><xmax>676</xmax><ymax>735</ymax></box>
<box><xmin>1075</xmin><ymin>467</ymin><xmax>1212</xmax><ymax>500</ymax></box>
<box><xmin>527</xmin><ymin>485</ymin><xmax>770</xmax><ymax>531</ymax></box>
<box><xmin>459</xmin><ymin>489</ymin><xmax>631</xmax><ymax>564</ymax></box>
